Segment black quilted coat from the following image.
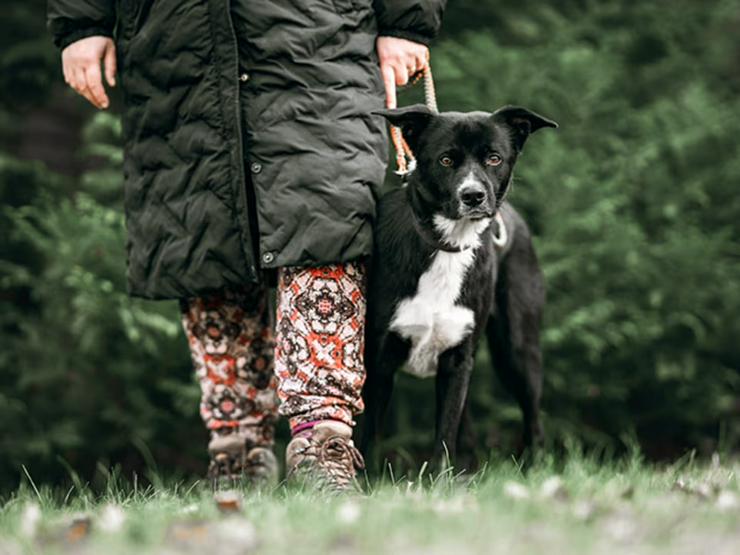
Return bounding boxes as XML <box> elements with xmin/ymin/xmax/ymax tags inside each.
<box><xmin>47</xmin><ymin>0</ymin><xmax>445</xmax><ymax>299</ymax></box>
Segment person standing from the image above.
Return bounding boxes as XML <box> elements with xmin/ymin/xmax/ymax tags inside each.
<box><xmin>48</xmin><ymin>0</ymin><xmax>445</xmax><ymax>491</ymax></box>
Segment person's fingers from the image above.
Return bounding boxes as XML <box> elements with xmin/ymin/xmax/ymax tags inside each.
<box><xmin>74</xmin><ymin>67</ymin><xmax>99</xmax><ymax>108</ymax></box>
<box><xmin>71</xmin><ymin>66</ymin><xmax>88</xmax><ymax>97</ymax></box>
<box><xmin>407</xmin><ymin>48</ymin><xmax>427</xmax><ymax>73</ymax></box>
<box><xmin>406</xmin><ymin>58</ymin><xmax>418</xmax><ymax>76</ymax></box>
<box><xmin>416</xmin><ymin>51</ymin><xmax>428</xmax><ymax>71</ymax></box>
<box><xmin>394</xmin><ymin>61</ymin><xmax>409</xmax><ymax>87</ymax></box>
<box><xmin>104</xmin><ymin>42</ymin><xmax>117</xmax><ymax>87</ymax></box>
<box><xmin>62</xmin><ymin>61</ymin><xmax>71</xmax><ymax>87</ymax></box>
<box><xmin>382</xmin><ymin>64</ymin><xmax>397</xmax><ymax>109</ymax></box>
<box><xmin>84</xmin><ymin>63</ymin><xmax>109</xmax><ymax>109</ymax></box>
<box><xmin>378</xmin><ymin>40</ymin><xmax>431</xmax><ymax>108</ymax></box>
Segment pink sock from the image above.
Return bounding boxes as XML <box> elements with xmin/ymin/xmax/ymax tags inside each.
<box><xmin>291</xmin><ymin>420</ymin><xmax>319</xmax><ymax>437</ymax></box>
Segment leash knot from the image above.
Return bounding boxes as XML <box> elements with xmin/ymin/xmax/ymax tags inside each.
<box><xmin>390</xmin><ymin>64</ymin><xmax>438</xmax><ymax>176</ymax></box>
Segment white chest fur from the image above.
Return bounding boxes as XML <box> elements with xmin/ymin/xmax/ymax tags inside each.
<box><xmin>389</xmin><ymin>216</ymin><xmax>490</xmax><ymax>378</ymax></box>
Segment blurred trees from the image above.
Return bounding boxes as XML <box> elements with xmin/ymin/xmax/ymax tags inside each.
<box><xmin>1</xmin><ymin>1</ymin><xmax>203</xmax><ymax>488</ymax></box>
<box><xmin>1</xmin><ymin>0</ymin><xmax>739</xmax><ymax>490</ymax></box>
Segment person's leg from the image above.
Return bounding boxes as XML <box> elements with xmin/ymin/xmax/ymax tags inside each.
<box><xmin>180</xmin><ymin>284</ymin><xmax>279</xmax><ymax>486</ymax></box>
<box><xmin>274</xmin><ymin>262</ymin><xmax>367</xmax><ymax>491</ymax></box>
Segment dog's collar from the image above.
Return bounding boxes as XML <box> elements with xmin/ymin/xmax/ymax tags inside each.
<box><xmin>411</xmin><ymin>214</ymin><xmax>469</xmax><ymax>253</ymax></box>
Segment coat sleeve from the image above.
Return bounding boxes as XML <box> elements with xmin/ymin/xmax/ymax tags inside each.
<box><xmin>373</xmin><ymin>0</ymin><xmax>447</xmax><ymax>46</ymax></box>
<box><xmin>47</xmin><ymin>0</ymin><xmax>117</xmax><ymax>50</ymax></box>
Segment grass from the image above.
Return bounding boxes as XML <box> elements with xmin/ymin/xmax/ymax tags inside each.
<box><xmin>1</xmin><ymin>454</ymin><xmax>738</xmax><ymax>555</ymax></box>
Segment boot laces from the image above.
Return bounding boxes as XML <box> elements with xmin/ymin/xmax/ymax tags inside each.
<box><xmin>315</xmin><ymin>435</ymin><xmax>365</xmax><ymax>490</ymax></box>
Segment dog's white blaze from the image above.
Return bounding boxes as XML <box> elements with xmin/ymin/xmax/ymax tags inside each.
<box><xmin>432</xmin><ymin>214</ymin><xmax>492</xmax><ymax>249</ymax></box>
<box><xmin>390</xmin><ymin>231</ymin><xmax>482</xmax><ymax>378</ymax></box>
<box><xmin>458</xmin><ymin>170</ymin><xmax>482</xmax><ymax>191</ymax></box>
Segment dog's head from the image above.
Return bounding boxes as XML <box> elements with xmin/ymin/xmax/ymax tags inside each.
<box><xmin>377</xmin><ymin>105</ymin><xmax>557</xmax><ymax>222</ymax></box>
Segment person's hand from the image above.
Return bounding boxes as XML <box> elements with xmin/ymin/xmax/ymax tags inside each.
<box><xmin>376</xmin><ymin>36</ymin><xmax>429</xmax><ymax>109</ymax></box>
<box><xmin>61</xmin><ymin>36</ymin><xmax>117</xmax><ymax>109</ymax></box>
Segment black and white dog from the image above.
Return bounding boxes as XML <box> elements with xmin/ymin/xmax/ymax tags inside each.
<box><xmin>362</xmin><ymin>104</ymin><xmax>557</xmax><ymax>468</ymax></box>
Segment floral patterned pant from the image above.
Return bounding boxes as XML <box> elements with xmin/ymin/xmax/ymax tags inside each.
<box><xmin>180</xmin><ymin>263</ymin><xmax>366</xmax><ymax>447</ymax></box>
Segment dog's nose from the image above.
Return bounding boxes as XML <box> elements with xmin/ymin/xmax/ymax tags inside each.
<box><xmin>459</xmin><ymin>186</ymin><xmax>486</xmax><ymax>208</ymax></box>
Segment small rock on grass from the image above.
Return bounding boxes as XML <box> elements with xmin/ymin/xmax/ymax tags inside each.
<box><xmin>336</xmin><ymin>500</ymin><xmax>361</xmax><ymax>524</ymax></box>
<box><xmin>540</xmin><ymin>476</ymin><xmax>569</xmax><ymax>502</ymax></box>
<box><xmin>179</xmin><ymin>504</ymin><xmax>199</xmax><ymax>516</ymax></box>
<box><xmin>98</xmin><ymin>504</ymin><xmax>126</xmax><ymax>533</ymax></box>
<box><xmin>572</xmin><ymin>500</ymin><xmax>597</xmax><ymax>521</ymax></box>
<box><xmin>20</xmin><ymin>502</ymin><xmax>41</xmax><ymax>538</ymax></box>
<box><xmin>716</xmin><ymin>490</ymin><xmax>739</xmax><ymax>512</ymax></box>
<box><xmin>503</xmin><ymin>481</ymin><xmax>530</xmax><ymax>501</ymax></box>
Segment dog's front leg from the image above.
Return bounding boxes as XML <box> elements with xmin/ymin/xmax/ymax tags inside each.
<box><xmin>432</xmin><ymin>343</ymin><xmax>474</xmax><ymax>470</ymax></box>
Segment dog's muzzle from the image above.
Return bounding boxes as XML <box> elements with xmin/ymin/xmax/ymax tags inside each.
<box><xmin>458</xmin><ymin>183</ymin><xmax>494</xmax><ymax>219</ymax></box>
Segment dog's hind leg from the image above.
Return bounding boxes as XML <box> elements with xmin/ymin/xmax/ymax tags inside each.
<box><xmin>487</xmin><ymin>224</ymin><xmax>545</xmax><ymax>453</ymax></box>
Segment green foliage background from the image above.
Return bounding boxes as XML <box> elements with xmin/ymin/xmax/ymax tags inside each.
<box><xmin>1</xmin><ymin>0</ymin><xmax>738</xmax><ymax>491</ymax></box>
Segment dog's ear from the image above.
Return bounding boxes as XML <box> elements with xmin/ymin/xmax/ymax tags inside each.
<box><xmin>492</xmin><ymin>106</ymin><xmax>558</xmax><ymax>152</ymax></box>
<box><xmin>374</xmin><ymin>104</ymin><xmax>435</xmax><ymax>151</ymax></box>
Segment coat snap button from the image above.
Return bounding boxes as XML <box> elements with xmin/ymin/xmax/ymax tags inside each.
<box><xmin>250</xmin><ymin>162</ymin><xmax>262</xmax><ymax>174</ymax></box>
<box><xmin>262</xmin><ymin>252</ymin><xmax>275</xmax><ymax>264</ymax></box>
<box><xmin>239</xmin><ymin>73</ymin><xmax>249</xmax><ymax>82</ymax></box>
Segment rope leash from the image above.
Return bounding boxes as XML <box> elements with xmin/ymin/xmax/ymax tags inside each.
<box><xmin>391</xmin><ymin>64</ymin><xmax>438</xmax><ymax>175</ymax></box>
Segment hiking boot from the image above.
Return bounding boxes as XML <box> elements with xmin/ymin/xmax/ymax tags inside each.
<box><xmin>285</xmin><ymin>421</ymin><xmax>365</xmax><ymax>493</ymax></box>
<box><xmin>208</xmin><ymin>434</ymin><xmax>278</xmax><ymax>489</ymax></box>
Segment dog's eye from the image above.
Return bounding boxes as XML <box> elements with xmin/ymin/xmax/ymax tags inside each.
<box><xmin>439</xmin><ymin>155</ymin><xmax>454</xmax><ymax>167</ymax></box>
<box><xmin>486</xmin><ymin>153</ymin><xmax>502</xmax><ymax>167</ymax></box>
